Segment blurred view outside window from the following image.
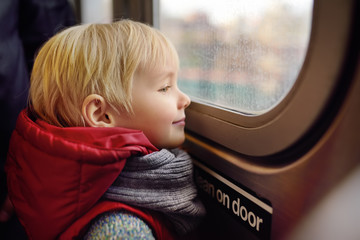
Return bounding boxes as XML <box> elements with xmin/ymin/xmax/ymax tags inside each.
<box><xmin>159</xmin><ymin>0</ymin><xmax>313</xmax><ymax>115</ymax></box>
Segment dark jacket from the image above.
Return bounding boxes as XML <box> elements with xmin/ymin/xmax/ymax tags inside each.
<box><xmin>0</xmin><ymin>0</ymin><xmax>76</xmax><ymax>201</ymax></box>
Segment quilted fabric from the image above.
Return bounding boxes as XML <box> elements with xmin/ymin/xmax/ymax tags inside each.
<box><xmin>5</xmin><ymin>109</ymin><xmax>158</xmax><ymax>239</ymax></box>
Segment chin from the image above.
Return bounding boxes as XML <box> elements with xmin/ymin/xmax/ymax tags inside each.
<box><xmin>158</xmin><ymin>138</ymin><xmax>185</xmax><ymax>149</ymax></box>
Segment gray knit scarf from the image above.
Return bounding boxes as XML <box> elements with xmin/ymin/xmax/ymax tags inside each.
<box><xmin>104</xmin><ymin>148</ymin><xmax>206</xmax><ymax>235</ymax></box>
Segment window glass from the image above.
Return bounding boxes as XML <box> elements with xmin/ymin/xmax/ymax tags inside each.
<box><xmin>159</xmin><ymin>0</ymin><xmax>313</xmax><ymax>115</ymax></box>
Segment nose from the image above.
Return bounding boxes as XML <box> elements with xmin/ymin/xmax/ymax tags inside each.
<box><xmin>178</xmin><ymin>89</ymin><xmax>191</xmax><ymax>109</ymax></box>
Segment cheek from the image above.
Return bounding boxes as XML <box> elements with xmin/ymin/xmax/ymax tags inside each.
<box><xmin>147</xmin><ymin>111</ymin><xmax>174</xmax><ymax>133</ymax></box>
<box><xmin>133</xmin><ymin>105</ymin><xmax>172</xmax><ymax>131</ymax></box>
<box><xmin>145</xmin><ymin>98</ymin><xmax>177</xmax><ymax>123</ymax></box>
<box><xmin>131</xmin><ymin>95</ymin><xmax>179</xmax><ymax>143</ymax></box>
<box><xmin>144</xmin><ymin>110</ymin><xmax>177</xmax><ymax>141</ymax></box>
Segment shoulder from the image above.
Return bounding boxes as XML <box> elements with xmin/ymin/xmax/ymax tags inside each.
<box><xmin>84</xmin><ymin>210</ymin><xmax>156</xmax><ymax>240</ymax></box>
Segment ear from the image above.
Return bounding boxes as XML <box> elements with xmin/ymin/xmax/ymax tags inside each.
<box><xmin>82</xmin><ymin>94</ymin><xmax>117</xmax><ymax>127</ymax></box>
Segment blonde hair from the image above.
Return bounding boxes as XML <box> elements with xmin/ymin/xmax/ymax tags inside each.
<box><xmin>29</xmin><ymin>20</ymin><xmax>179</xmax><ymax>127</ymax></box>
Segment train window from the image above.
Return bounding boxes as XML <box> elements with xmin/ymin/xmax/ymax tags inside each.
<box><xmin>156</xmin><ymin>0</ymin><xmax>315</xmax><ymax>157</ymax></box>
<box><xmin>159</xmin><ymin>0</ymin><xmax>312</xmax><ymax>115</ymax></box>
<box><xmin>156</xmin><ymin>0</ymin><xmax>354</xmax><ymax>158</ymax></box>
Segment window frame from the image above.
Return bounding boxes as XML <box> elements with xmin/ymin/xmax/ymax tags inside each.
<box><xmin>155</xmin><ymin>0</ymin><xmax>356</xmax><ymax>158</ymax></box>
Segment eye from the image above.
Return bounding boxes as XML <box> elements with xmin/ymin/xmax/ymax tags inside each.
<box><xmin>158</xmin><ymin>85</ymin><xmax>171</xmax><ymax>93</ymax></box>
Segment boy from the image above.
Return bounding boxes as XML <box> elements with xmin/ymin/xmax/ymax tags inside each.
<box><xmin>5</xmin><ymin>20</ymin><xmax>205</xmax><ymax>239</ymax></box>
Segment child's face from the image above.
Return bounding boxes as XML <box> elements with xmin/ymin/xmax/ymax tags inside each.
<box><xmin>113</xmin><ymin>55</ymin><xmax>191</xmax><ymax>149</ymax></box>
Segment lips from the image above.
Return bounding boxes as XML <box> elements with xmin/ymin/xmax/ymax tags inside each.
<box><xmin>172</xmin><ymin>118</ymin><xmax>186</xmax><ymax>126</ymax></box>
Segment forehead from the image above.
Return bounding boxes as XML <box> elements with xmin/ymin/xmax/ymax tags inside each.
<box><xmin>140</xmin><ymin>42</ymin><xmax>179</xmax><ymax>70</ymax></box>
<box><xmin>136</xmin><ymin>44</ymin><xmax>179</xmax><ymax>78</ymax></box>
<box><xmin>136</xmin><ymin>58</ymin><xmax>178</xmax><ymax>85</ymax></box>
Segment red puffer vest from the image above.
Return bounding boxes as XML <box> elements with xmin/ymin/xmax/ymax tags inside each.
<box><xmin>5</xmin><ymin>109</ymin><xmax>174</xmax><ymax>240</ymax></box>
